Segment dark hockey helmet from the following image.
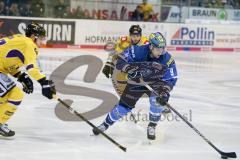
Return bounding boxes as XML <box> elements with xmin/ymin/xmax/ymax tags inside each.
<box><xmin>25</xmin><ymin>22</ymin><xmax>46</xmax><ymax>38</ymax></box>
<box><xmin>129</xmin><ymin>25</ymin><xmax>142</xmax><ymax>35</ymax></box>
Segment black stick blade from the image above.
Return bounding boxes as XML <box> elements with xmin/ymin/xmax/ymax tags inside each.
<box><xmin>221</xmin><ymin>152</ymin><xmax>237</xmax><ymax>158</ymax></box>
<box><xmin>119</xmin><ymin>146</ymin><xmax>127</xmax><ymax>152</ymax></box>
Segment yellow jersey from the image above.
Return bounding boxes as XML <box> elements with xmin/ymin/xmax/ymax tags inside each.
<box><xmin>0</xmin><ymin>34</ymin><xmax>45</xmax><ymax>81</ymax></box>
<box><xmin>115</xmin><ymin>35</ymin><xmax>149</xmax><ymax>54</ymax></box>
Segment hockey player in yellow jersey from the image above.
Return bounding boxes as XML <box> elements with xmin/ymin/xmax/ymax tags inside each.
<box><xmin>102</xmin><ymin>25</ymin><xmax>148</xmax><ymax>95</ymax></box>
<box><xmin>0</xmin><ymin>22</ymin><xmax>56</xmax><ymax>137</ymax></box>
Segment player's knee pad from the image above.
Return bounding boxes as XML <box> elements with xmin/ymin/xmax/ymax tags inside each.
<box><xmin>7</xmin><ymin>87</ymin><xmax>24</xmax><ymax>103</ymax></box>
<box><xmin>105</xmin><ymin>103</ymin><xmax>132</xmax><ymax>126</ymax></box>
<box><xmin>0</xmin><ymin>87</ymin><xmax>23</xmax><ymax>124</ymax></box>
<box><xmin>149</xmin><ymin>96</ymin><xmax>164</xmax><ymax>123</ymax></box>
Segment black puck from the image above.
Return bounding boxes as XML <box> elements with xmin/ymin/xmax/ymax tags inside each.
<box><xmin>221</xmin><ymin>155</ymin><xmax>228</xmax><ymax>159</ymax></box>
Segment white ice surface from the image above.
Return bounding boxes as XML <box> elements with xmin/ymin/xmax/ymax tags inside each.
<box><xmin>0</xmin><ymin>48</ymin><xmax>239</xmax><ymax>160</ymax></box>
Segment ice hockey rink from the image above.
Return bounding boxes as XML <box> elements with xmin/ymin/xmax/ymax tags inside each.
<box><xmin>0</xmin><ymin>48</ymin><xmax>239</xmax><ymax>160</ymax></box>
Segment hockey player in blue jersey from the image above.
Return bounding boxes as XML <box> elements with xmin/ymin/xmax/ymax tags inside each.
<box><xmin>93</xmin><ymin>32</ymin><xmax>178</xmax><ymax>140</ymax></box>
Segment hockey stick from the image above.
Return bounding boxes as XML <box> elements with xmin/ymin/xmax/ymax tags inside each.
<box><xmin>140</xmin><ymin>79</ymin><xmax>237</xmax><ymax>159</ymax></box>
<box><xmin>54</xmin><ymin>96</ymin><xmax>127</xmax><ymax>152</ymax></box>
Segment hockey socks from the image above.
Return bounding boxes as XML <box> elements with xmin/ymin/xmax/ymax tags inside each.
<box><xmin>93</xmin><ymin>104</ymin><xmax>132</xmax><ymax>135</ymax></box>
<box><xmin>104</xmin><ymin>103</ymin><xmax>132</xmax><ymax>126</ymax></box>
<box><xmin>149</xmin><ymin>96</ymin><xmax>164</xmax><ymax>124</ymax></box>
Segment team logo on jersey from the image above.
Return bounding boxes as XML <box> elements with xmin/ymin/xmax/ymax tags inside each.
<box><xmin>171</xmin><ymin>27</ymin><xmax>215</xmax><ymax>46</ymax></box>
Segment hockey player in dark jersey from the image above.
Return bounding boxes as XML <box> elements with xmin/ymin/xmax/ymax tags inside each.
<box><xmin>93</xmin><ymin>32</ymin><xmax>178</xmax><ymax>140</ymax></box>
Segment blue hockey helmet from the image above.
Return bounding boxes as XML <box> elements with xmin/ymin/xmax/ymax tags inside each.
<box><xmin>149</xmin><ymin>32</ymin><xmax>166</xmax><ymax>48</ymax></box>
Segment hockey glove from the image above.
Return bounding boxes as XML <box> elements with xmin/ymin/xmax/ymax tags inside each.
<box><xmin>128</xmin><ymin>71</ymin><xmax>142</xmax><ymax>83</ymax></box>
<box><xmin>156</xmin><ymin>86</ymin><xmax>171</xmax><ymax>106</ymax></box>
<box><xmin>38</xmin><ymin>78</ymin><xmax>56</xmax><ymax>99</ymax></box>
<box><xmin>123</xmin><ymin>64</ymin><xmax>140</xmax><ymax>83</ymax></box>
<box><xmin>102</xmin><ymin>62</ymin><xmax>114</xmax><ymax>78</ymax></box>
<box><xmin>17</xmin><ymin>72</ymin><xmax>33</xmax><ymax>94</ymax></box>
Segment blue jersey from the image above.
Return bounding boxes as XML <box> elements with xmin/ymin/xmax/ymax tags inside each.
<box><xmin>116</xmin><ymin>44</ymin><xmax>178</xmax><ymax>88</ymax></box>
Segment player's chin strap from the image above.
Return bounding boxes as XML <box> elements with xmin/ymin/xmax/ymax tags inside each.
<box><xmin>52</xmin><ymin>95</ymin><xmax>127</xmax><ymax>152</ymax></box>
<box><xmin>139</xmin><ymin>78</ymin><xmax>237</xmax><ymax>159</ymax></box>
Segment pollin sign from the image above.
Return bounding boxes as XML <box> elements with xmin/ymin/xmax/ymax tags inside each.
<box><xmin>170</xmin><ymin>27</ymin><xmax>215</xmax><ymax>46</ymax></box>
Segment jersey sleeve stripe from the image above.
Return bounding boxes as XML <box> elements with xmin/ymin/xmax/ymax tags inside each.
<box><xmin>26</xmin><ymin>64</ymin><xmax>34</xmax><ymax>70</ymax></box>
<box><xmin>8</xmin><ymin>100</ymin><xmax>22</xmax><ymax>106</ymax></box>
<box><xmin>6</xmin><ymin>50</ymin><xmax>25</xmax><ymax>63</ymax></box>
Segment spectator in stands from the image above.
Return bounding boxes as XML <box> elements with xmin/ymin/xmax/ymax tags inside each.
<box><xmin>20</xmin><ymin>4</ymin><xmax>33</xmax><ymax>17</ymax></box>
<box><xmin>223</xmin><ymin>0</ymin><xmax>234</xmax><ymax>9</ymax></box>
<box><xmin>54</xmin><ymin>0</ymin><xmax>66</xmax><ymax>18</ymax></box>
<box><xmin>63</xmin><ymin>6</ymin><xmax>74</xmax><ymax>18</ymax></box>
<box><xmin>180</xmin><ymin>0</ymin><xmax>188</xmax><ymax>6</ymax></box>
<box><xmin>132</xmin><ymin>5</ymin><xmax>144</xmax><ymax>21</ymax></box>
<box><xmin>195</xmin><ymin>0</ymin><xmax>204</xmax><ymax>7</ymax></box>
<box><xmin>208</xmin><ymin>0</ymin><xmax>223</xmax><ymax>8</ymax></box>
<box><xmin>0</xmin><ymin>0</ymin><xmax>6</xmax><ymax>15</ymax></box>
<box><xmin>4</xmin><ymin>6</ymin><xmax>10</xmax><ymax>15</ymax></box>
<box><xmin>75</xmin><ymin>5</ymin><xmax>85</xmax><ymax>19</ymax></box>
<box><xmin>9</xmin><ymin>3</ymin><xmax>20</xmax><ymax>16</ymax></box>
<box><xmin>235</xmin><ymin>1</ymin><xmax>240</xmax><ymax>9</ymax></box>
<box><xmin>4</xmin><ymin>0</ymin><xmax>11</xmax><ymax>7</ymax></box>
<box><xmin>31</xmin><ymin>0</ymin><xmax>45</xmax><ymax>17</ymax></box>
<box><xmin>139</xmin><ymin>0</ymin><xmax>153</xmax><ymax>21</ymax></box>
<box><xmin>19</xmin><ymin>4</ymin><xmax>25</xmax><ymax>16</ymax></box>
